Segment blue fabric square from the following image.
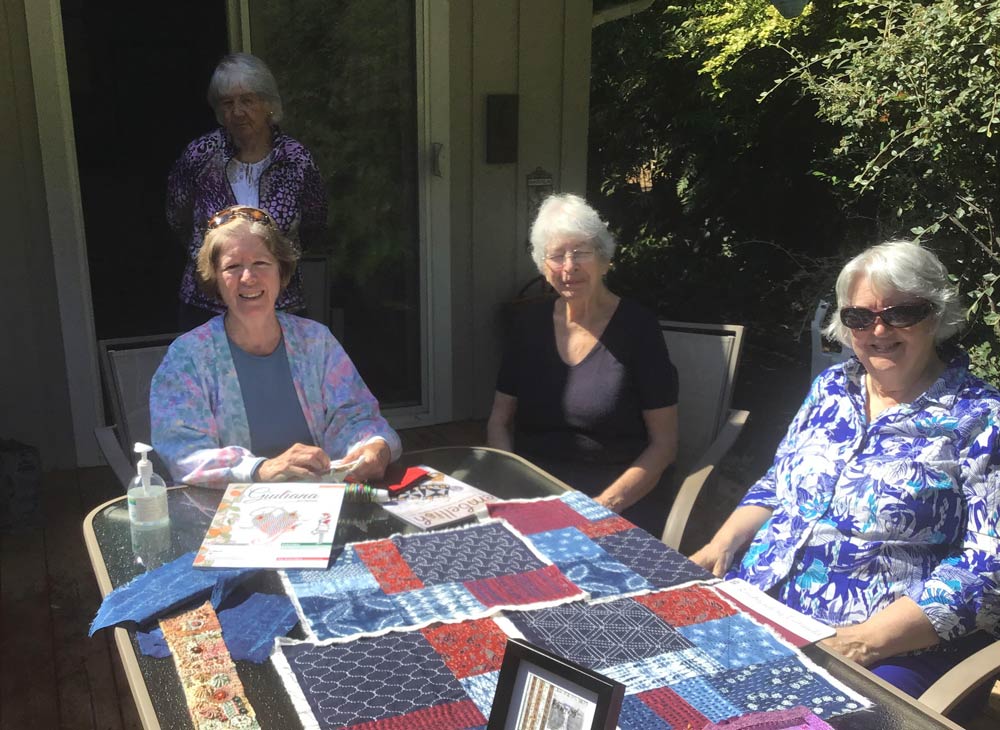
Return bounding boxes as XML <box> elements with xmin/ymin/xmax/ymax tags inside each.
<box><xmin>619</xmin><ymin>695</ymin><xmax>672</xmax><ymax>730</ymax></box>
<box><xmin>395</xmin><ymin>522</ymin><xmax>544</xmax><ymax>583</ymax></box>
<box><xmin>90</xmin><ymin>551</ymin><xmax>255</xmax><ymax>635</ymax></box>
<box><xmin>508</xmin><ymin>600</ymin><xmax>679</xmax><ymax>668</ymax></box>
<box><xmin>678</xmin><ymin>613</ymin><xmax>794</xmax><ymax>670</ymax></box>
<box><xmin>394</xmin><ymin>582</ymin><xmax>486</xmax><ymax>625</ymax></box>
<box><xmin>560</xmin><ymin>491</ymin><xmax>615</xmax><ymax>520</ymax></box>
<box><xmin>602</xmin><ymin>648</ymin><xmax>724</xmax><ymax>693</ymax></box>
<box><xmin>595</xmin><ymin>528</ymin><xmax>712</xmax><ymax>588</ymax></box>
<box><xmin>707</xmin><ymin>655</ymin><xmax>867</xmax><ymax>718</ymax></box>
<box><xmin>285</xmin><ymin>545</ymin><xmax>379</xmax><ymax>597</ymax></box>
<box><xmin>280</xmin><ymin>631</ymin><xmax>469</xmax><ymax>727</ymax></box>
<box><xmin>299</xmin><ymin>590</ymin><xmax>407</xmax><ymax>641</ymax></box>
<box><xmin>218</xmin><ymin>592</ymin><xmax>298</xmax><ymax>663</ymax></box>
<box><xmin>529</xmin><ymin>527</ymin><xmax>607</xmax><ymax>562</ymax></box>
<box><xmin>460</xmin><ymin>672</ymin><xmax>500</xmax><ymax>718</ymax></box>
<box><xmin>671</xmin><ymin>675</ymin><xmax>744</xmax><ymax>722</ymax></box>
<box><xmin>556</xmin><ymin>555</ymin><xmax>651</xmax><ymax>598</ymax></box>
<box><xmin>136</xmin><ymin>628</ymin><xmax>170</xmax><ymax>658</ymax></box>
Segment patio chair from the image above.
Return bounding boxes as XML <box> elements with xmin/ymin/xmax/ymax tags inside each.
<box><xmin>810</xmin><ymin>298</ymin><xmax>853</xmax><ymax>379</ymax></box>
<box><xmin>919</xmin><ymin>639</ymin><xmax>1000</xmax><ymax>717</ymax></box>
<box><xmin>658</xmin><ymin>321</ymin><xmax>749</xmax><ymax>550</ymax></box>
<box><xmin>94</xmin><ymin>333</ymin><xmax>179</xmax><ymax>489</ymax></box>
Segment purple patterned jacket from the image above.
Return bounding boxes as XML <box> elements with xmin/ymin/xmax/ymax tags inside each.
<box><xmin>166</xmin><ymin>127</ymin><xmax>328</xmax><ymax>312</ymax></box>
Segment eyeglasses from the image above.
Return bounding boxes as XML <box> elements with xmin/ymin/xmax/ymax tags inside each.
<box><xmin>839</xmin><ymin>301</ymin><xmax>934</xmax><ymax>330</ymax></box>
<box><xmin>206</xmin><ymin>206</ymin><xmax>275</xmax><ymax>230</ymax></box>
<box><xmin>544</xmin><ymin>249</ymin><xmax>596</xmax><ymax>270</ymax></box>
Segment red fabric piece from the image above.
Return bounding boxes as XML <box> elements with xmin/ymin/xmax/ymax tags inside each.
<box><xmin>386</xmin><ymin>466</ymin><xmax>431</xmax><ymax>495</ymax></box>
<box><xmin>421</xmin><ymin>618</ymin><xmax>509</xmax><ymax>679</ymax></box>
<box><xmin>346</xmin><ymin>699</ymin><xmax>485</xmax><ymax>730</ymax></box>
<box><xmin>354</xmin><ymin>540</ymin><xmax>424</xmax><ymax>594</ymax></box>
<box><xmin>464</xmin><ymin>565</ymin><xmax>582</xmax><ymax>608</ymax></box>
<box><xmin>639</xmin><ymin>686</ymin><xmax>711</xmax><ymax>729</ymax></box>
<box><xmin>636</xmin><ymin>585</ymin><xmax>737</xmax><ymax>627</ymax></box>
<box><xmin>578</xmin><ymin>515</ymin><xmax>634</xmax><ymax>538</ymax></box>
<box><xmin>487</xmin><ymin>499</ymin><xmax>590</xmax><ymax>535</ymax></box>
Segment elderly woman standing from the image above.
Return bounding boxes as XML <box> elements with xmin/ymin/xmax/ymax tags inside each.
<box><xmin>691</xmin><ymin>240</ymin><xmax>1000</xmax><ymax>713</ymax></box>
<box><xmin>152</xmin><ymin>206</ymin><xmax>398</xmax><ymax>486</ymax></box>
<box><xmin>487</xmin><ymin>194</ymin><xmax>679</xmax><ymax>536</ymax></box>
<box><xmin>167</xmin><ymin>53</ymin><xmax>327</xmax><ymax>329</ymax></box>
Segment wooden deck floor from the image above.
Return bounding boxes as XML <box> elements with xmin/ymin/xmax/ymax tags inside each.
<box><xmin>2</xmin><ymin>418</ymin><xmax>997</xmax><ymax>729</ymax></box>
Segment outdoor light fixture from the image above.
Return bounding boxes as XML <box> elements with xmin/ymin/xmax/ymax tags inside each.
<box><xmin>770</xmin><ymin>0</ymin><xmax>810</xmax><ymax>18</ymax></box>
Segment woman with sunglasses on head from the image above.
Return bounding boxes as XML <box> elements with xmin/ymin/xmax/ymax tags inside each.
<box><xmin>167</xmin><ymin>53</ymin><xmax>327</xmax><ymax>330</ymax></box>
<box><xmin>151</xmin><ymin>206</ymin><xmax>399</xmax><ymax>487</ymax></box>
<box><xmin>691</xmin><ymin>240</ymin><xmax>1000</xmax><ymax>719</ymax></box>
<box><xmin>487</xmin><ymin>194</ymin><xmax>679</xmax><ymax>536</ymax></box>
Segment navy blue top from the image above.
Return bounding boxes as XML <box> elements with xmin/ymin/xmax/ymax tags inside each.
<box><xmin>228</xmin><ymin>336</ymin><xmax>314</xmax><ymax>458</ymax></box>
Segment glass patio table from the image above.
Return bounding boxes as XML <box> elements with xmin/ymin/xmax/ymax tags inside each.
<box><xmin>84</xmin><ymin>446</ymin><xmax>963</xmax><ymax>730</ymax></box>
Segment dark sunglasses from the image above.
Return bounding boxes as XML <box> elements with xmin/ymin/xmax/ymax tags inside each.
<box><xmin>206</xmin><ymin>205</ymin><xmax>275</xmax><ymax>230</ymax></box>
<box><xmin>839</xmin><ymin>301</ymin><xmax>934</xmax><ymax>330</ymax></box>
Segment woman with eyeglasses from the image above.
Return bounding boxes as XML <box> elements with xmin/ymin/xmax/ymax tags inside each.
<box><xmin>487</xmin><ymin>194</ymin><xmax>679</xmax><ymax>536</ymax></box>
<box><xmin>151</xmin><ymin>206</ymin><xmax>398</xmax><ymax>487</ymax></box>
<box><xmin>691</xmin><ymin>240</ymin><xmax>1000</xmax><ymax>715</ymax></box>
<box><xmin>167</xmin><ymin>53</ymin><xmax>327</xmax><ymax>330</ymax></box>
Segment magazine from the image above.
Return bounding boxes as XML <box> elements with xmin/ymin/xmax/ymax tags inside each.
<box><xmin>381</xmin><ymin>466</ymin><xmax>496</xmax><ymax>529</ymax></box>
<box><xmin>193</xmin><ymin>482</ymin><xmax>346</xmax><ymax>569</ymax></box>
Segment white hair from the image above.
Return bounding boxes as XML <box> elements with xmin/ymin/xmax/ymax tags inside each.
<box><xmin>823</xmin><ymin>240</ymin><xmax>964</xmax><ymax>346</ymax></box>
<box><xmin>529</xmin><ymin>194</ymin><xmax>616</xmax><ymax>273</ymax></box>
<box><xmin>207</xmin><ymin>53</ymin><xmax>283</xmax><ymax>124</ymax></box>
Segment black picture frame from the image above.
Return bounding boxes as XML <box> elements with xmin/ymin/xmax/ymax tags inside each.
<box><xmin>486</xmin><ymin>638</ymin><xmax>625</xmax><ymax>730</ymax></box>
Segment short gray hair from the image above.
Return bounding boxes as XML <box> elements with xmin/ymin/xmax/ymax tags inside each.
<box><xmin>823</xmin><ymin>239</ymin><xmax>964</xmax><ymax>346</ymax></box>
<box><xmin>207</xmin><ymin>53</ymin><xmax>283</xmax><ymax>124</ymax></box>
<box><xmin>529</xmin><ymin>194</ymin><xmax>616</xmax><ymax>273</ymax></box>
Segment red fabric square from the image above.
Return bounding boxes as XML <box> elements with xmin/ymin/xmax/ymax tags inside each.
<box><xmin>578</xmin><ymin>515</ymin><xmax>634</xmax><ymax>538</ymax></box>
<box><xmin>464</xmin><ymin>565</ymin><xmax>583</xmax><ymax>608</ymax></box>
<box><xmin>421</xmin><ymin>618</ymin><xmax>509</xmax><ymax>678</ymax></box>
<box><xmin>638</xmin><ymin>686</ymin><xmax>710</xmax><ymax>729</ymax></box>
<box><xmin>487</xmin><ymin>499</ymin><xmax>590</xmax><ymax>535</ymax></box>
<box><xmin>354</xmin><ymin>540</ymin><xmax>424</xmax><ymax>594</ymax></box>
<box><xmin>635</xmin><ymin>585</ymin><xmax>737</xmax><ymax>627</ymax></box>
<box><xmin>346</xmin><ymin>699</ymin><xmax>486</xmax><ymax>730</ymax></box>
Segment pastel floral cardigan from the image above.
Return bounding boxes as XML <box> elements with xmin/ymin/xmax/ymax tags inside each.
<box><xmin>733</xmin><ymin>351</ymin><xmax>1000</xmax><ymax>644</ymax></box>
<box><xmin>151</xmin><ymin>313</ymin><xmax>400</xmax><ymax>486</ymax></box>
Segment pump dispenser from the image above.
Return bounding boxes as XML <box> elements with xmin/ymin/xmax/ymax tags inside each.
<box><xmin>128</xmin><ymin>442</ymin><xmax>169</xmax><ymax>529</ymax></box>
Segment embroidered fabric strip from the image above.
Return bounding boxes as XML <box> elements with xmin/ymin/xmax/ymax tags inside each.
<box><xmin>272</xmin><ymin>584</ymin><xmax>871</xmax><ymax>730</ymax></box>
<box><xmin>703</xmin><ymin>705</ymin><xmax>836</xmax><ymax>729</ymax></box>
<box><xmin>159</xmin><ymin>601</ymin><xmax>260</xmax><ymax>730</ymax></box>
<box><xmin>281</xmin><ymin>520</ymin><xmax>586</xmax><ymax>642</ymax></box>
<box><xmin>90</xmin><ymin>551</ymin><xmax>255</xmax><ymax>635</ymax></box>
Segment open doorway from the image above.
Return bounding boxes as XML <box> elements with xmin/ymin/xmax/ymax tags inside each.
<box><xmin>61</xmin><ymin>0</ymin><xmax>228</xmax><ymax>338</ymax></box>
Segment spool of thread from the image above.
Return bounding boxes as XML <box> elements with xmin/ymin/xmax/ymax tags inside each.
<box><xmin>344</xmin><ymin>483</ymin><xmax>390</xmax><ymax>503</ymax></box>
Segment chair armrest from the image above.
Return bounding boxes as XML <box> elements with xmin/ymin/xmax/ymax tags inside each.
<box><xmin>94</xmin><ymin>425</ymin><xmax>134</xmax><ymax>490</ymax></box>
<box><xmin>919</xmin><ymin>638</ymin><xmax>1000</xmax><ymax>715</ymax></box>
<box><xmin>660</xmin><ymin>408</ymin><xmax>749</xmax><ymax>551</ymax></box>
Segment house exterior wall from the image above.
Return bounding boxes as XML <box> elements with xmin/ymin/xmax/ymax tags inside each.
<box><xmin>0</xmin><ymin>0</ymin><xmax>76</xmax><ymax>468</ymax></box>
<box><xmin>449</xmin><ymin>0</ymin><xmax>593</xmax><ymax>420</ymax></box>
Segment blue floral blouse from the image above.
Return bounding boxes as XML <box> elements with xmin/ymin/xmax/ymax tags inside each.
<box><xmin>733</xmin><ymin>351</ymin><xmax>1000</xmax><ymax>643</ymax></box>
<box><xmin>151</xmin><ymin>313</ymin><xmax>401</xmax><ymax>487</ymax></box>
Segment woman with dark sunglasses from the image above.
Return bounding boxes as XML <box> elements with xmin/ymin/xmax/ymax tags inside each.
<box><xmin>167</xmin><ymin>53</ymin><xmax>327</xmax><ymax>330</ymax></box>
<box><xmin>151</xmin><ymin>206</ymin><xmax>398</xmax><ymax>487</ymax></box>
<box><xmin>691</xmin><ymin>240</ymin><xmax>1000</xmax><ymax>720</ymax></box>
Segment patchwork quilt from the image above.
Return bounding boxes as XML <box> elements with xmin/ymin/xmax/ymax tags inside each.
<box><xmin>282</xmin><ymin>493</ymin><xmax>712</xmax><ymax>642</ymax></box>
<box><xmin>272</xmin><ymin>583</ymin><xmax>871</xmax><ymax>730</ymax></box>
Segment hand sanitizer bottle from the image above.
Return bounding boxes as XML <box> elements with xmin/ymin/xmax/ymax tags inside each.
<box><xmin>128</xmin><ymin>442</ymin><xmax>169</xmax><ymax>529</ymax></box>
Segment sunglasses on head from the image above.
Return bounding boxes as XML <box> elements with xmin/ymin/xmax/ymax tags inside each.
<box><xmin>839</xmin><ymin>300</ymin><xmax>934</xmax><ymax>330</ymax></box>
<box><xmin>206</xmin><ymin>205</ymin><xmax>275</xmax><ymax>230</ymax></box>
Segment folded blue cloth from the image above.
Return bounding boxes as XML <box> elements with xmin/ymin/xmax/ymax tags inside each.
<box><xmin>136</xmin><ymin>628</ymin><xmax>170</xmax><ymax>658</ymax></box>
<box><xmin>218</xmin><ymin>593</ymin><xmax>299</xmax><ymax>663</ymax></box>
<box><xmin>89</xmin><ymin>551</ymin><xmax>256</xmax><ymax>636</ymax></box>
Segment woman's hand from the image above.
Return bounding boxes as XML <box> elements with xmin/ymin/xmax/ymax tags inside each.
<box><xmin>821</xmin><ymin>624</ymin><xmax>881</xmax><ymax>666</ymax></box>
<box><xmin>820</xmin><ymin>598</ymin><xmax>939</xmax><ymax>667</ymax></box>
<box><xmin>689</xmin><ymin>542</ymin><xmax>739</xmax><ymax>578</ymax></box>
<box><xmin>341</xmin><ymin>440</ymin><xmax>391</xmax><ymax>483</ymax></box>
<box><xmin>257</xmin><ymin>443</ymin><xmax>331</xmax><ymax>481</ymax></box>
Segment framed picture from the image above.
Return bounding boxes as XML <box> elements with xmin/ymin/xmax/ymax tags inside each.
<box><xmin>487</xmin><ymin>638</ymin><xmax>625</xmax><ymax>730</ymax></box>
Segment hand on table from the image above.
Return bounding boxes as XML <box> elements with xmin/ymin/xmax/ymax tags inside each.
<box><xmin>257</xmin><ymin>443</ymin><xmax>331</xmax><ymax>482</ymax></box>
<box><xmin>341</xmin><ymin>440</ymin><xmax>391</xmax><ymax>483</ymax></box>
<box><xmin>821</xmin><ymin>623</ymin><xmax>880</xmax><ymax>666</ymax></box>
<box><xmin>689</xmin><ymin>542</ymin><xmax>737</xmax><ymax>578</ymax></box>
